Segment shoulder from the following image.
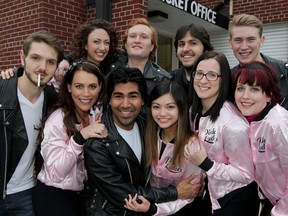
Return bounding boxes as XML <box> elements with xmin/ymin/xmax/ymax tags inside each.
<box><xmin>46</xmin><ymin>109</ymin><xmax>64</xmax><ymax>123</ymax></box>
<box><xmin>171</xmin><ymin>67</ymin><xmax>183</xmax><ymax>76</ymax></box>
<box><xmin>151</xmin><ymin>61</ymin><xmax>172</xmax><ymax>79</ymax></box>
<box><xmin>261</xmin><ymin>53</ymin><xmax>288</xmax><ymax>71</ymax></box>
<box><xmin>268</xmin><ymin>104</ymin><xmax>288</xmax><ymax>120</ymax></box>
<box><xmin>220</xmin><ymin>102</ymin><xmax>248</xmax><ymax>125</ymax></box>
<box><xmin>230</xmin><ymin>64</ymin><xmax>240</xmax><ymax>74</ymax></box>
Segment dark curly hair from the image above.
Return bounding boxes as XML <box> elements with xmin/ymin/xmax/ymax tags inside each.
<box><xmin>69</xmin><ymin>19</ymin><xmax>118</xmax><ymax>72</ymax></box>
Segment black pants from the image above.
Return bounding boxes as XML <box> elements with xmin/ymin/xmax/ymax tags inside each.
<box><xmin>32</xmin><ymin>180</ymin><xmax>82</xmax><ymax>216</ymax></box>
<box><xmin>259</xmin><ymin>199</ymin><xmax>273</xmax><ymax>216</ymax></box>
<box><xmin>213</xmin><ymin>182</ymin><xmax>260</xmax><ymax>216</ymax></box>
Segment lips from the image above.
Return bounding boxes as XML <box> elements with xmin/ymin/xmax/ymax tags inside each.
<box><xmin>198</xmin><ymin>86</ymin><xmax>209</xmax><ymax>90</ymax></box>
<box><xmin>132</xmin><ymin>45</ymin><xmax>142</xmax><ymax>49</ymax></box>
<box><xmin>157</xmin><ymin>118</ymin><xmax>170</xmax><ymax>124</ymax></box>
<box><xmin>96</xmin><ymin>52</ymin><xmax>106</xmax><ymax>57</ymax></box>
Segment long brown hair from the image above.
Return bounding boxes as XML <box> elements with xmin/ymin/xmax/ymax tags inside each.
<box><xmin>145</xmin><ymin>81</ymin><xmax>194</xmax><ymax>167</ymax></box>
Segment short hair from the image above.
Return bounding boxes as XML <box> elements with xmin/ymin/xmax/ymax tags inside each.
<box><xmin>174</xmin><ymin>23</ymin><xmax>214</xmax><ymax>52</ymax></box>
<box><xmin>232</xmin><ymin>61</ymin><xmax>282</xmax><ymax>106</ymax></box>
<box><xmin>70</xmin><ymin>19</ymin><xmax>118</xmax><ymax>70</ymax></box>
<box><xmin>22</xmin><ymin>30</ymin><xmax>64</xmax><ymax>64</ymax></box>
<box><xmin>229</xmin><ymin>14</ymin><xmax>263</xmax><ymax>37</ymax></box>
<box><xmin>145</xmin><ymin>81</ymin><xmax>193</xmax><ymax>167</ymax></box>
<box><xmin>106</xmin><ymin>66</ymin><xmax>148</xmax><ymax>102</ymax></box>
<box><xmin>123</xmin><ymin>18</ymin><xmax>157</xmax><ymax>60</ymax></box>
<box><xmin>189</xmin><ymin>51</ymin><xmax>232</xmax><ymax>122</ymax></box>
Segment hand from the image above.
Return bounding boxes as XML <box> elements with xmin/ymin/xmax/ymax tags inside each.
<box><xmin>0</xmin><ymin>67</ymin><xmax>16</xmax><ymax>79</ymax></box>
<box><xmin>184</xmin><ymin>139</ymin><xmax>207</xmax><ymax>166</ymax></box>
<box><xmin>54</xmin><ymin>59</ymin><xmax>69</xmax><ymax>83</ymax></box>
<box><xmin>80</xmin><ymin>120</ymin><xmax>108</xmax><ymax>140</ymax></box>
<box><xmin>124</xmin><ymin>194</ymin><xmax>150</xmax><ymax>213</ymax></box>
<box><xmin>176</xmin><ymin>175</ymin><xmax>202</xmax><ymax>199</ymax></box>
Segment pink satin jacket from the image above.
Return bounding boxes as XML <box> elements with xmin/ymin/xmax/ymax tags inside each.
<box><xmin>37</xmin><ymin>109</ymin><xmax>88</xmax><ymax>191</ymax></box>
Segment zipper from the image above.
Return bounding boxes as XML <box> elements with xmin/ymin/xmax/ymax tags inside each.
<box><xmin>124</xmin><ymin>158</ymin><xmax>133</xmax><ymax>185</ymax></box>
<box><xmin>2</xmin><ymin>110</ymin><xmax>8</xmax><ymax>199</ymax></box>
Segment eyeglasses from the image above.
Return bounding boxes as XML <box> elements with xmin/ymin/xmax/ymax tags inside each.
<box><xmin>192</xmin><ymin>71</ymin><xmax>222</xmax><ymax>81</ymax></box>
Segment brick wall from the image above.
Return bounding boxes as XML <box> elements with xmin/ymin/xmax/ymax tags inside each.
<box><xmin>111</xmin><ymin>0</ymin><xmax>148</xmax><ymax>48</ymax></box>
<box><xmin>0</xmin><ymin>0</ymin><xmax>89</xmax><ymax>69</ymax></box>
<box><xmin>231</xmin><ymin>0</ymin><xmax>288</xmax><ymax>23</ymax></box>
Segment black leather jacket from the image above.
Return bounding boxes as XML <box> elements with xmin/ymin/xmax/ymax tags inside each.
<box><xmin>232</xmin><ymin>53</ymin><xmax>288</xmax><ymax>110</ymax></box>
<box><xmin>0</xmin><ymin>68</ymin><xmax>58</xmax><ymax>199</ymax></box>
<box><xmin>83</xmin><ymin>108</ymin><xmax>178</xmax><ymax>216</ymax></box>
<box><xmin>171</xmin><ymin>67</ymin><xmax>190</xmax><ymax>96</ymax></box>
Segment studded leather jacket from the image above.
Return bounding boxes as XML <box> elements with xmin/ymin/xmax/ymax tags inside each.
<box><xmin>0</xmin><ymin>68</ymin><xmax>58</xmax><ymax>199</ymax></box>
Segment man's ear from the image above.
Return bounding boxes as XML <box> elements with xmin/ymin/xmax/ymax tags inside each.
<box><xmin>20</xmin><ymin>50</ymin><xmax>25</xmax><ymax>66</ymax></box>
<box><xmin>260</xmin><ymin>35</ymin><xmax>265</xmax><ymax>48</ymax></box>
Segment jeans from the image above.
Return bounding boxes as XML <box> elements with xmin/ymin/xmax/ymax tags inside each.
<box><xmin>0</xmin><ymin>188</ymin><xmax>34</xmax><ymax>216</ymax></box>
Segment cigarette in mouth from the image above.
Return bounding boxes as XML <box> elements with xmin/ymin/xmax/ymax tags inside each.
<box><xmin>37</xmin><ymin>74</ymin><xmax>41</xmax><ymax>87</ymax></box>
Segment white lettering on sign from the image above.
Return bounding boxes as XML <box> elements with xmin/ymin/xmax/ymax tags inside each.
<box><xmin>161</xmin><ymin>0</ymin><xmax>217</xmax><ymax>24</ymax></box>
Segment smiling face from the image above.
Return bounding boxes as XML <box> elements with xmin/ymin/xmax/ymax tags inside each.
<box><xmin>177</xmin><ymin>32</ymin><xmax>205</xmax><ymax>68</ymax></box>
<box><xmin>86</xmin><ymin>28</ymin><xmax>110</xmax><ymax>65</ymax></box>
<box><xmin>67</xmin><ymin>70</ymin><xmax>101</xmax><ymax>115</ymax></box>
<box><xmin>124</xmin><ymin>24</ymin><xmax>154</xmax><ymax>60</ymax></box>
<box><xmin>229</xmin><ymin>26</ymin><xmax>265</xmax><ymax>65</ymax></box>
<box><xmin>21</xmin><ymin>41</ymin><xmax>58</xmax><ymax>87</ymax></box>
<box><xmin>193</xmin><ymin>58</ymin><xmax>221</xmax><ymax>111</ymax></box>
<box><xmin>109</xmin><ymin>82</ymin><xmax>144</xmax><ymax>130</ymax></box>
<box><xmin>234</xmin><ymin>80</ymin><xmax>271</xmax><ymax>116</ymax></box>
<box><xmin>151</xmin><ymin>93</ymin><xmax>179</xmax><ymax>134</ymax></box>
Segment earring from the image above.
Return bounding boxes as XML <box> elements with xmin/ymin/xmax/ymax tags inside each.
<box><xmin>68</xmin><ymin>89</ymin><xmax>71</xmax><ymax>92</ymax></box>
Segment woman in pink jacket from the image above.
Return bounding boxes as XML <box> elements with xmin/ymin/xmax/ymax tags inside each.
<box><xmin>33</xmin><ymin>60</ymin><xmax>108</xmax><ymax>216</ymax></box>
<box><xmin>124</xmin><ymin>80</ymin><xmax>204</xmax><ymax>215</ymax></box>
<box><xmin>233</xmin><ymin>62</ymin><xmax>288</xmax><ymax>216</ymax></box>
<box><xmin>184</xmin><ymin>51</ymin><xmax>259</xmax><ymax>216</ymax></box>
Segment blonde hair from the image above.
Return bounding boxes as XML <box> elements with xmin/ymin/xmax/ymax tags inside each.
<box><xmin>229</xmin><ymin>14</ymin><xmax>263</xmax><ymax>37</ymax></box>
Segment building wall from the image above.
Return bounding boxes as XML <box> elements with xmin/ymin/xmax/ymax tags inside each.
<box><xmin>232</xmin><ymin>0</ymin><xmax>288</xmax><ymax>23</ymax></box>
<box><xmin>0</xmin><ymin>0</ymin><xmax>286</xmax><ymax>69</ymax></box>
<box><xmin>0</xmin><ymin>0</ymin><xmax>90</xmax><ymax>68</ymax></box>
<box><xmin>111</xmin><ymin>0</ymin><xmax>148</xmax><ymax>48</ymax></box>
<box><xmin>0</xmin><ymin>0</ymin><xmax>148</xmax><ymax>69</ymax></box>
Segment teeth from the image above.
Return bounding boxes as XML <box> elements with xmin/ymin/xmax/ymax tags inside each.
<box><xmin>199</xmin><ymin>86</ymin><xmax>209</xmax><ymax>90</ymax></box>
<box><xmin>242</xmin><ymin>102</ymin><xmax>252</xmax><ymax>106</ymax></box>
<box><xmin>240</xmin><ymin>52</ymin><xmax>249</xmax><ymax>56</ymax></box>
<box><xmin>121</xmin><ymin>111</ymin><xmax>130</xmax><ymax>114</ymax></box>
<box><xmin>80</xmin><ymin>99</ymin><xmax>90</xmax><ymax>103</ymax></box>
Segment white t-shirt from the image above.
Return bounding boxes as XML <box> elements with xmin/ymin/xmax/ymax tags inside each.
<box><xmin>115</xmin><ymin>123</ymin><xmax>142</xmax><ymax>163</ymax></box>
<box><xmin>7</xmin><ymin>88</ymin><xmax>44</xmax><ymax>194</ymax></box>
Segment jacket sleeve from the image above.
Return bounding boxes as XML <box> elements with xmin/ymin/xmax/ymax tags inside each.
<box><xmin>154</xmin><ymin>199</ymin><xmax>192</xmax><ymax>216</ymax></box>
<box><xmin>206</xmin><ymin>119</ymin><xmax>254</xmax><ymax>183</ymax></box>
<box><xmin>271</xmin><ymin>121</ymin><xmax>288</xmax><ymax>216</ymax></box>
<box><xmin>40</xmin><ymin>110</ymin><xmax>84</xmax><ymax>182</ymax></box>
<box><xmin>84</xmin><ymin>139</ymin><xmax>178</xmax><ymax>207</ymax></box>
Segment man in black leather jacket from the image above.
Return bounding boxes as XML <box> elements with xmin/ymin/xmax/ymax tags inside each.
<box><xmin>84</xmin><ymin>67</ymin><xmax>199</xmax><ymax>216</ymax></box>
<box><xmin>171</xmin><ymin>23</ymin><xmax>213</xmax><ymax>96</ymax></box>
<box><xmin>0</xmin><ymin>31</ymin><xmax>63</xmax><ymax>215</ymax></box>
<box><xmin>229</xmin><ymin>14</ymin><xmax>288</xmax><ymax>110</ymax></box>
<box><xmin>107</xmin><ymin>18</ymin><xmax>171</xmax><ymax>97</ymax></box>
